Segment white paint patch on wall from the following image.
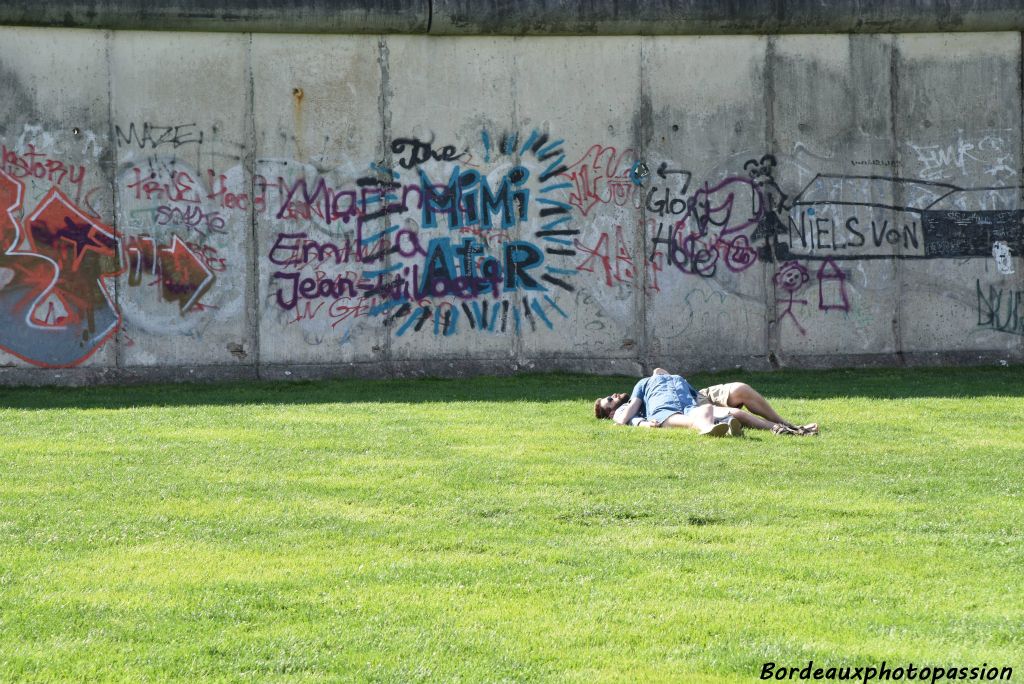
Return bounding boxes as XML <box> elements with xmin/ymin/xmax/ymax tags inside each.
<box><xmin>992</xmin><ymin>240</ymin><xmax>1014</xmax><ymax>275</ymax></box>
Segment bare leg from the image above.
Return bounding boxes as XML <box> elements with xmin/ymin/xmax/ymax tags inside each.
<box><xmin>725</xmin><ymin>383</ymin><xmax>818</xmax><ymax>433</ymax></box>
<box><xmin>659</xmin><ymin>405</ymin><xmax>717</xmax><ymax>433</ymax></box>
<box><xmin>725</xmin><ymin>383</ymin><xmax>788</xmax><ymax>424</ymax></box>
<box><xmin>716</xmin><ymin>406</ymin><xmax>777</xmax><ymax>431</ymax></box>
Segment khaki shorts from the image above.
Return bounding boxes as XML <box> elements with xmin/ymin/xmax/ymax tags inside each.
<box><xmin>696</xmin><ymin>383</ymin><xmax>732</xmax><ymax>408</ymax></box>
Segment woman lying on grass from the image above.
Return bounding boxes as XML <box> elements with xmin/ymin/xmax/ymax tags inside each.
<box><xmin>594</xmin><ymin>368</ymin><xmax>818</xmax><ymax>437</ymax></box>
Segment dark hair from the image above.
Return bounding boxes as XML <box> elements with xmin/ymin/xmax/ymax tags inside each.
<box><xmin>594</xmin><ymin>394</ymin><xmax>626</xmax><ymax>420</ymax></box>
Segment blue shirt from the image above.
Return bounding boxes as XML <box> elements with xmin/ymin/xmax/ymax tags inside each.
<box><xmin>631</xmin><ymin>374</ymin><xmax>699</xmax><ymax>424</ymax></box>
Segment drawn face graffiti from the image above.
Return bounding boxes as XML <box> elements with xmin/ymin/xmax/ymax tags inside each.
<box><xmin>992</xmin><ymin>241</ymin><xmax>1014</xmax><ymax>275</ymax></box>
<box><xmin>773</xmin><ymin>260</ymin><xmax>810</xmax><ymax>294</ymax></box>
<box><xmin>744</xmin><ymin>154</ymin><xmax>778</xmax><ymax>185</ymax></box>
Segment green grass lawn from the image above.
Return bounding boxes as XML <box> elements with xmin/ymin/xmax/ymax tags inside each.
<box><xmin>0</xmin><ymin>366</ymin><xmax>1021</xmax><ymax>682</ymax></box>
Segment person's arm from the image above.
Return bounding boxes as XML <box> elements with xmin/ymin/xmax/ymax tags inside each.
<box><xmin>613</xmin><ymin>398</ymin><xmax>643</xmax><ymax>425</ymax></box>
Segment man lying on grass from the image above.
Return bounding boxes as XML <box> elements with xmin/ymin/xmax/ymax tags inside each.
<box><xmin>594</xmin><ymin>368</ymin><xmax>818</xmax><ymax>437</ymax></box>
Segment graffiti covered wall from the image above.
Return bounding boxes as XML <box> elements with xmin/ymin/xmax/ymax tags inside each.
<box><xmin>1</xmin><ymin>29</ymin><xmax>1021</xmax><ymax>384</ymax></box>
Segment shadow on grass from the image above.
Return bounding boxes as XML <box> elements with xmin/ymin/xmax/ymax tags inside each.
<box><xmin>1</xmin><ymin>365</ymin><xmax>1023</xmax><ymax>411</ymax></box>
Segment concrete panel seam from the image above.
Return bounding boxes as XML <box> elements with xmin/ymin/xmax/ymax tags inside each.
<box><xmin>637</xmin><ymin>36</ymin><xmax>650</xmax><ymax>372</ymax></box>
<box><xmin>510</xmin><ymin>40</ymin><xmax>524</xmax><ymax>367</ymax></box>
<box><xmin>764</xmin><ymin>35</ymin><xmax>780</xmax><ymax>367</ymax></box>
<box><xmin>246</xmin><ymin>33</ymin><xmax>262</xmax><ymax>378</ymax></box>
<box><xmin>105</xmin><ymin>29</ymin><xmax>122</xmax><ymax>372</ymax></box>
<box><xmin>890</xmin><ymin>36</ymin><xmax>905</xmax><ymax>364</ymax></box>
<box><xmin>377</xmin><ymin>35</ymin><xmax>394</xmax><ymax>375</ymax></box>
<box><xmin>1019</xmin><ymin>31</ymin><xmax>1024</xmax><ymax>360</ymax></box>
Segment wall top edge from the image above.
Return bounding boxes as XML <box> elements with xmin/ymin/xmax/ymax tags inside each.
<box><xmin>0</xmin><ymin>1</ymin><xmax>1022</xmax><ymax>36</ymax></box>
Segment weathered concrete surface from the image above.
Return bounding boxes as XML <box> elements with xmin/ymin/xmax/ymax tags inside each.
<box><xmin>895</xmin><ymin>33</ymin><xmax>1023</xmax><ymax>356</ymax></box>
<box><xmin>0</xmin><ymin>1</ymin><xmax>428</xmax><ymax>34</ymax></box>
<box><xmin>252</xmin><ymin>33</ymin><xmax>387</xmax><ymax>367</ymax></box>
<box><xmin>384</xmin><ymin>36</ymin><xmax>519</xmax><ymax>364</ymax></box>
<box><xmin>3</xmin><ymin>1</ymin><xmax>1024</xmax><ymax>36</ymax></box>
<box><xmin>112</xmin><ymin>31</ymin><xmax>254</xmax><ymax>367</ymax></box>
<box><xmin>769</xmin><ymin>34</ymin><xmax>901</xmax><ymax>361</ymax></box>
<box><xmin>2</xmin><ymin>27</ymin><xmax>1024</xmax><ymax>387</ymax></box>
<box><xmin>0</xmin><ymin>27</ymin><xmax>116</xmax><ymax>370</ymax></box>
<box><xmin>643</xmin><ymin>35</ymin><xmax>770</xmax><ymax>372</ymax></box>
<box><xmin>431</xmin><ymin>1</ymin><xmax>1024</xmax><ymax>36</ymax></box>
<box><xmin>513</xmin><ymin>37</ymin><xmax>642</xmax><ymax>364</ymax></box>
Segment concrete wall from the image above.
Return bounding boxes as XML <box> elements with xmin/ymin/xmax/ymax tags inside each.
<box><xmin>1</xmin><ymin>27</ymin><xmax>1022</xmax><ymax>385</ymax></box>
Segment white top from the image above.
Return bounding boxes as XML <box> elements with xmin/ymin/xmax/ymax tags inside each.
<box><xmin>613</xmin><ymin>403</ymin><xmax>644</xmax><ymax>426</ymax></box>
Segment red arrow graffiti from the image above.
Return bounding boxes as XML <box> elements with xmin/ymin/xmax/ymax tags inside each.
<box><xmin>125</xmin><ymin>233</ymin><xmax>215</xmax><ymax>313</ymax></box>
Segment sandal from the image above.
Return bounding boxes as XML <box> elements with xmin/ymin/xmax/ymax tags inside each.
<box><xmin>771</xmin><ymin>423</ymin><xmax>799</xmax><ymax>436</ymax></box>
<box><xmin>781</xmin><ymin>421</ymin><xmax>819</xmax><ymax>436</ymax></box>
